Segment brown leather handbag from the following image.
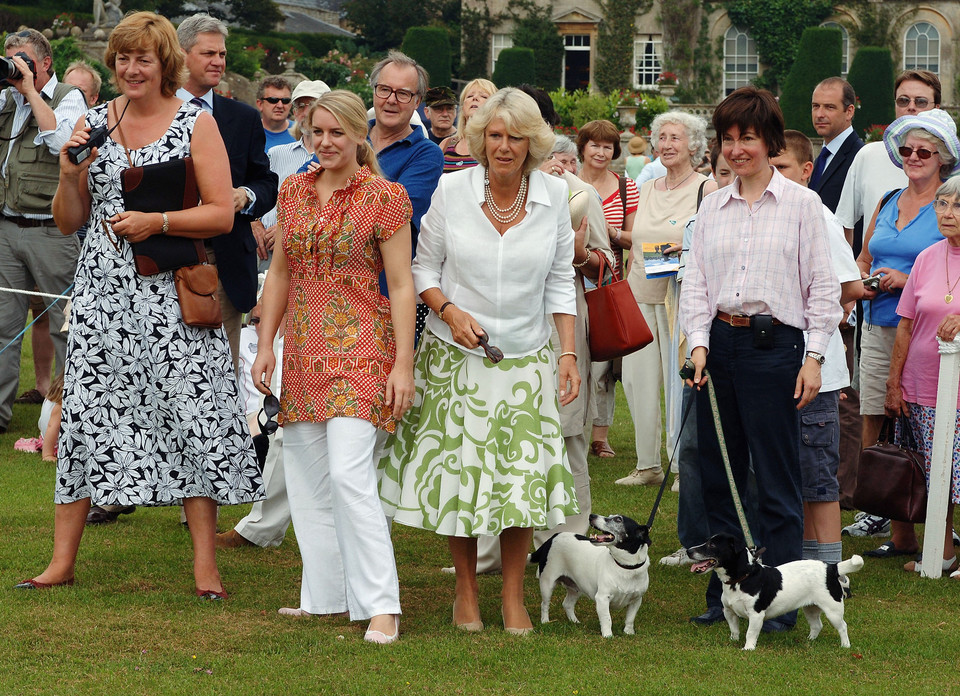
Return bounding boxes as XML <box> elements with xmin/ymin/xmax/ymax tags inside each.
<box><xmin>583</xmin><ymin>252</ymin><xmax>653</xmax><ymax>362</ymax></box>
<box><xmin>852</xmin><ymin>416</ymin><xmax>928</xmax><ymax>523</ymax></box>
<box><xmin>173</xmin><ymin>264</ymin><xmax>222</xmax><ymax>329</ymax></box>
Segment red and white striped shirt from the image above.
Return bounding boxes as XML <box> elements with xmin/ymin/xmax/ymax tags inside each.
<box><xmin>679</xmin><ymin>167</ymin><xmax>840</xmax><ymax>355</ymax></box>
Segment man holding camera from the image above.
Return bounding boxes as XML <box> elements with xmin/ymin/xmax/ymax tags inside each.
<box><xmin>0</xmin><ymin>29</ymin><xmax>86</xmax><ymax>434</ymax></box>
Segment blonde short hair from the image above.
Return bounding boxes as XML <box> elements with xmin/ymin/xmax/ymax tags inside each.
<box><xmin>464</xmin><ymin>88</ymin><xmax>554</xmax><ymax>175</ymax></box>
<box><xmin>306</xmin><ymin>90</ymin><xmax>382</xmax><ymax>177</ymax></box>
<box><xmin>456</xmin><ymin>78</ymin><xmax>497</xmax><ymax>135</ymax></box>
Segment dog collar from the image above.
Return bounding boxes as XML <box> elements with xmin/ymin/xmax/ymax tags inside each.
<box><xmin>725</xmin><ymin>570</ymin><xmax>753</xmax><ymax>587</ymax></box>
<box><xmin>614</xmin><ymin>558</ymin><xmax>647</xmax><ymax>571</ymax></box>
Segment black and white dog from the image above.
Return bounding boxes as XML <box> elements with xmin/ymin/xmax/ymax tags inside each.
<box><xmin>531</xmin><ymin>514</ymin><xmax>650</xmax><ymax>638</ymax></box>
<box><xmin>687</xmin><ymin>533</ymin><xmax>864</xmax><ymax>650</ymax></box>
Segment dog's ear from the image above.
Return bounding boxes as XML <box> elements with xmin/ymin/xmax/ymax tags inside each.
<box><xmin>637</xmin><ymin>524</ymin><xmax>651</xmax><ymax>546</ymax></box>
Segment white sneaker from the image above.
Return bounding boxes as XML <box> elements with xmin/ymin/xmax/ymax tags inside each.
<box><xmin>615</xmin><ymin>467</ymin><xmax>665</xmax><ymax>486</ymax></box>
<box><xmin>670</xmin><ymin>476</ymin><xmax>680</xmax><ymax>493</ymax></box>
<box><xmin>841</xmin><ymin>512</ymin><xmax>891</xmax><ymax>538</ymax></box>
<box><xmin>659</xmin><ymin>547</ymin><xmax>692</xmax><ymax>566</ymax></box>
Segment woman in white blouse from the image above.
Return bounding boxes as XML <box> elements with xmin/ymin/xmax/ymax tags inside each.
<box><xmin>379</xmin><ymin>88</ymin><xmax>580</xmax><ymax>636</ymax></box>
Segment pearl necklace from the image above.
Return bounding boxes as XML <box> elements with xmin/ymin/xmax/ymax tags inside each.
<box><xmin>484</xmin><ymin>175</ymin><xmax>528</xmax><ymax>224</ymax></box>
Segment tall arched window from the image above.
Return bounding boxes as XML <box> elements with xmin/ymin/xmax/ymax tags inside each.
<box><xmin>723</xmin><ymin>26</ymin><xmax>758</xmax><ymax>96</ymax></box>
<box><xmin>820</xmin><ymin>21</ymin><xmax>849</xmax><ymax>76</ymax></box>
<box><xmin>904</xmin><ymin>22</ymin><xmax>940</xmax><ymax>73</ymax></box>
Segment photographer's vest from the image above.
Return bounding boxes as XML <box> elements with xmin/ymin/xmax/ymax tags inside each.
<box><xmin>0</xmin><ymin>82</ymin><xmax>76</xmax><ymax>216</ymax></box>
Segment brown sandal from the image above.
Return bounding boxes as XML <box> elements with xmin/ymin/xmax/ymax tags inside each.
<box><xmin>590</xmin><ymin>440</ymin><xmax>616</xmax><ymax>458</ymax></box>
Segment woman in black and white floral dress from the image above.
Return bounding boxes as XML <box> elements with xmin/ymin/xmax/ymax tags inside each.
<box><xmin>17</xmin><ymin>12</ymin><xmax>263</xmax><ymax>599</ymax></box>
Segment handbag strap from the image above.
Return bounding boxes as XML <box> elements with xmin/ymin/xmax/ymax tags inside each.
<box><xmin>618</xmin><ymin>174</ymin><xmax>628</xmax><ymax>231</ymax></box>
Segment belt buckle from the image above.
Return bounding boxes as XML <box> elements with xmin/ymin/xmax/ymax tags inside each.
<box><xmin>730</xmin><ymin>314</ymin><xmax>751</xmax><ymax>327</ymax></box>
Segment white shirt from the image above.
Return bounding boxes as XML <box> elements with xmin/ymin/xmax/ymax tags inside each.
<box><xmin>413</xmin><ymin>166</ymin><xmax>577</xmax><ymax>358</ymax></box>
<box><xmin>0</xmin><ymin>75</ymin><xmax>87</xmax><ymax>218</ymax></box>
<box><xmin>635</xmin><ymin>156</ymin><xmax>667</xmax><ymax>188</ymax></box>
<box><xmin>805</xmin><ymin>204</ymin><xmax>860</xmax><ymax>391</ymax></box>
<box><xmin>819</xmin><ymin>125</ymin><xmax>855</xmax><ymax>171</ymax></box>
<box><xmin>260</xmin><ymin>138</ymin><xmax>312</xmax><ymax>228</ymax></box>
<box><xmin>835</xmin><ymin>141</ymin><xmax>907</xmax><ymax>229</ymax></box>
<box><xmin>237</xmin><ymin>324</ymin><xmax>283</xmax><ymax>418</ymax></box>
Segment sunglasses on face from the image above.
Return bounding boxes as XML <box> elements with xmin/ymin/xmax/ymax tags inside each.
<box><xmin>898</xmin><ymin>145</ymin><xmax>938</xmax><ymax>160</ymax></box>
<box><xmin>895</xmin><ymin>96</ymin><xmax>930</xmax><ymax>108</ymax></box>
<box><xmin>262</xmin><ymin>97</ymin><xmax>291</xmax><ymax>105</ymax></box>
<box><xmin>100</xmin><ymin>219</ymin><xmax>121</xmax><ymax>252</ymax></box>
<box><xmin>374</xmin><ymin>84</ymin><xmax>416</xmax><ymax>104</ymax></box>
<box><xmin>933</xmin><ymin>199</ymin><xmax>960</xmax><ymax>215</ymax></box>
<box><xmin>258</xmin><ymin>387</ymin><xmax>280</xmax><ymax>436</ymax></box>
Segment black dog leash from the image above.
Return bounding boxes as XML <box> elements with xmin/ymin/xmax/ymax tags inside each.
<box><xmin>645</xmin><ymin>370</ymin><xmax>696</xmax><ymax>529</ymax></box>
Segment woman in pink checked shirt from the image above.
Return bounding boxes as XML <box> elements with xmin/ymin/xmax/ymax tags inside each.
<box><xmin>678</xmin><ymin>86</ymin><xmax>841</xmax><ymax>630</ymax></box>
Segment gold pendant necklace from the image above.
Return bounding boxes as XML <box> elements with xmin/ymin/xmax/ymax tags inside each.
<box><xmin>946</xmin><ymin>250</ymin><xmax>960</xmax><ymax>303</ymax></box>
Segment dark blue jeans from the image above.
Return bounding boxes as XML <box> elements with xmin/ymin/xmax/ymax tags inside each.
<box><xmin>698</xmin><ymin>319</ymin><xmax>804</xmax><ymax>623</ymax></box>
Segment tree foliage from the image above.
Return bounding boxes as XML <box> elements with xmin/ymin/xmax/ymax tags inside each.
<box><xmin>779</xmin><ymin>27</ymin><xmax>842</xmax><ymax>135</ymax></box>
<box><xmin>491</xmin><ymin>47</ymin><xmax>536</xmax><ymax>88</ymax></box>
<box><xmin>224</xmin><ymin>0</ymin><xmax>283</xmax><ymax>34</ymax></box>
<box><xmin>506</xmin><ymin>0</ymin><xmax>563</xmax><ymax>91</ymax></box>
<box><xmin>595</xmin><ymin>0</ymin><xmax>651</xmax><ymax>93</ymax></box>
<box><xmin>847</xmin><ymin>46</ymin><xmax>895</xmax><ymax>137</ymax></box>
<box><xmin>460</xmin><ymin>4</ymin><xmax>498</xmax><ymax>80</ymax></box>
<box><xmin>724</xmin><ymin>0</ymin><xmax>833</xmax><ymax>92</ymax></box>
<box><xmin>661</xmin><ymin>0</ymin><xmax>720</xmax><ymax>103</ymax></box>
<box><xmin>343</xmin><ymin>0</ymin><xmax>458</xmax><ymax>54</ymax></box>
<box><xmin>401</xmin><ymin>26</ymin><xmax>451</xmax><ymax>86</ymax></box>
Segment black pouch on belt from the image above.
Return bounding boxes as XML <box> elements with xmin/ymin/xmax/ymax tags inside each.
<box><xmin>751</xmin><ymin>314</ymin><xmax>774</xmax><ymax>349</ymax></box>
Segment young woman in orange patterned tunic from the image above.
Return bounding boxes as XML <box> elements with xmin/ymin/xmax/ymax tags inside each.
<box><xmin>252</xmin><ymin>91</ymin><xmax>415</xmax><ymax>645</ymax></box>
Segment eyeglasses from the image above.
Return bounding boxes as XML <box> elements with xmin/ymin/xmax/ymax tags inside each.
<box><xmin>258</xmin><ymin>387</ymin><xmax>280</xmax><ymax>436</ymax></box>
<box><xmin>933</xmin><ymin>199</ymin><xmax>960</xmax><ymax>215</ymax></box>
<box><xmin>248</xmin><ymin>316</ymin><xmax>260</xmax><ymax>325</ymax></box>
<box><xmin>100</xmin><ymin>219</ymin><xmax>121</xmax><ymax>252</ymax></box>
<box><xmin>262</xmin><ymin>97</ymin><xmax>291</xmax><ymax>105</ymax></box>
<box><xmin>374</xmin><ymin>84</ymin><xmax>416</xmax><ymax>104</ymax></box>
<box><xmin>895</xmin><ymin>96</ymin><xmax>931</xmax><ymax>108</ymax></box>
<box><xmin>898</xmin><ymin>145</ymin><xmax>938</xmax><ymax>160</ymax></box>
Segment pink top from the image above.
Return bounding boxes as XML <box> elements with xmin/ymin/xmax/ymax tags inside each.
<box><xmin>896</xmin><ymin>239</ymin><xmax>960</xmax><ymax>408</ymax></box>
<box><xmin>679</xmin><ymin>168</ymin><xmax>841</xmax><ymax>355</ymax></box>
<box><xmin>275</xmin><ymin>165</ymin><xmax>412</xmax><ymax>433</ymax></box>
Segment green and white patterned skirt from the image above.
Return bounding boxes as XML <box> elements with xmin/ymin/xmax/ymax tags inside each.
<box><xmin>378</xmin><ymin>331</ymin><xmax>579</xmax><ymax>537</ymax></box>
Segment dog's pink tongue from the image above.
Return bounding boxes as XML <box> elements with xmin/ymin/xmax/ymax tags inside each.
<box><xmin>690</xmin><ymin>561</ymin><xmax>713</xmax><ymax>574</ymax></box>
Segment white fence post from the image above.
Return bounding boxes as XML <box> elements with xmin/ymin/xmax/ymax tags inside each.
<box><xmin>920</xmin><ymin>335</ymin><xmax>960</xmax><ymax>579</ymax></box>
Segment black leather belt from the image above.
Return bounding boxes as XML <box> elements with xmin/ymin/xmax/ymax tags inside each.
<box><xmin>2</xmin><ymin>214</ymin><xmax>52</xmax><ymax>228</ymax></box>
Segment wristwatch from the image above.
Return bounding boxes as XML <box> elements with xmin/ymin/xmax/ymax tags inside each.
<box><xmin>805</xmin><ymin>351</ymin><xmax>826</xmax><ymax>365</ymax></box>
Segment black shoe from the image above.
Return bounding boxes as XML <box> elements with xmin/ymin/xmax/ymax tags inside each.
<box><xmin>689</xmin><ymin>606</ymin><xmax>725</xmax><ymax>625</ymax></box>
<box><xmin>86</xmin><ymin>505</ymin><xmax>136</xmax><ymax>525</ymax></box>
<box><xmin>761</xmin><ymin>618</ymin><xmax>795</xmax><ymax>633</ymax></box>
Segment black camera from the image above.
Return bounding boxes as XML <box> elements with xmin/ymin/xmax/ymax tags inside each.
<box><xmin>0</xmin><ymin>52</ymin><xmax>37</xmax><ymax>87</ymax></box>
<box><xmin>679</xmin><ymin>359</ymin><xmax>696</xmax><ymax>382</ymax></box>
<box><xmin>67</xmin><ymin>125</ymin><xmax>109</xmax><ymax>165</ymax></box>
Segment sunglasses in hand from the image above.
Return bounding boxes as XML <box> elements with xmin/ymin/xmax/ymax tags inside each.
<box><xmin>477</xmin><ymin>330</ymin><xmax>504</xmax><ymax>364</ymax></box>
<box><xmin>258</xmin><ymin>387</ymin><xmax>280</xmax><ymax>436</ymax></box>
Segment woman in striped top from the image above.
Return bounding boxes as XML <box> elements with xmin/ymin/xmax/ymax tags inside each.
<box><xmin>439</xmin><ymin>78</ymin><xmax>497</xmax><ymax>174</ymax></box>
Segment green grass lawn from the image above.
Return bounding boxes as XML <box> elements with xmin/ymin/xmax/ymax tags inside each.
<box><xmin>1</xmin><ymin>338</ymin><xmax>957</xmax><ymax>695</ymax></box>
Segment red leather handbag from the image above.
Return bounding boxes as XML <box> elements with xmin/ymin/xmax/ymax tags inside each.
<box><xmin>583</xmin><ymin>252</ymin><xmax>653</xmax><ymax>362</ymax></box>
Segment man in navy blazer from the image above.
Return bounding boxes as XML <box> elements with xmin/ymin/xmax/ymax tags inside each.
<box><xmin>810</xmin><ymin>78</ymin><xmax>864</xmax><ymax>216</ymax></box>
<box><xmin>176</xmin><ymin>14</ymin><xmax>278</xmax><ymax>367</ymax></box>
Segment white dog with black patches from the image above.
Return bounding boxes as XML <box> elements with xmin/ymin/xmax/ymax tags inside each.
<box><xmin>687</xmin><ymin>533</ymin><xmax>864</xmax><ymax>650</ymax></box>
<box><xmin>531</xmin><ymin>514</ymin><xmax>650</xmax><ymax>638</ymax></box>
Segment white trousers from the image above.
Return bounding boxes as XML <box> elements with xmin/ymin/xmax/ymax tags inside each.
<box><xmin>284</xmin><ymin>419</ymin><xmax>400</xmax><ymax>620</ymax></box>
<box><xmin>622</xmin><ymin>303</ymin><xmax>674</xmax><ymax>471</ymax></box>
<box><xmin>235</xmin><ymin>424</ymin><xmax>289</xmax><ymax>546</ymax></box>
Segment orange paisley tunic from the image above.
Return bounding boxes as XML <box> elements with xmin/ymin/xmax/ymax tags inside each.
<box><xmin>275</xmin><ymin>165</ymin><xmax>412</xmax><ymax>433</ymax></box>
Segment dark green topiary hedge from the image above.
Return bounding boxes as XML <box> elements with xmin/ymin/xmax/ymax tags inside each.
<box><xmin>491</xmin><ymin>47</ymin><xmax>536</xmax><ymax>89</ymax></box>
<box><xmin>779</xmin><ymin>27</ymin><xmax>842</xmax><ymax>136</ymax></box>
<box><xmin>847</xmin><ymin>46</ymin><xmax>895</xmax><ymax>137</ymax></box>
<box><xmin>401</xmin><ymin>26</ymin><xmax>451</xmax><ymax>87</ymax></box>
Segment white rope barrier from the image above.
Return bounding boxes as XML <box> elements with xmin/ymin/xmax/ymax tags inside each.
<box><xmin>920</xmin><ymin>335</ymin><xmax>960</xmax><ymax>579</ymax></box>
<box><xmin>0</xmin><ymin>286</ymin><xmax>72</xmax><ymax>300</ymax></box>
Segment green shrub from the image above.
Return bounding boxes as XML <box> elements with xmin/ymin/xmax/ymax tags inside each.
<box><xmin>298</xmin><ymin>57</ymin><xmax>351</xmax><ymax>86</ymax></box>
<box><xmin>779</xmin><ymin>26</ymin><xmax>842</xmax><ymax>136</ymax></box>
<box><xmin>492</xmin><ymin>47</ymin><xmax>535</xmax><ymax>88</ymax></box>
<box><xmin>401</xmin><ymin>26</ymin><xmax>451</xmax><ymax>87</ymax></box>
<box><xmin>847</xmin><ymin>46</ymin><xmax>895</xmax><ymax>137</ymax></box>
<box><xmin>227</xmin><ymin>35</ymin><xmax>265</xmax><ymax>81</ymax></box>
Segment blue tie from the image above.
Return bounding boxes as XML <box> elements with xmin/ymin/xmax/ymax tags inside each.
<box><xmin>190</xmin><ymin>97</ymin><xmax>206</xmax><ymax>113</ymax></box>
<box><xmin>810</xmin><ymin>146</ymin><xmax>830</xmax><ymax>188</ymax></box>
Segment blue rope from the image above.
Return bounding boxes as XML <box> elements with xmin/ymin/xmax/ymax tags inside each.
<box><xmin>0</xmin><ymin>283</ymin><xmax>74</xmax><ymax>359</ymax></box>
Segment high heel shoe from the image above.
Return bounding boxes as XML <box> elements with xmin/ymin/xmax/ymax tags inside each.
<box><xmin>501</xmin><ymin>609</ymin><xmax>534</xmax><ymax>636</ymax></box>
<box><xmin>452</xmin><ymin>602</ymin><xmax>483</xmax><ymax>632</ymax></box>
<box><xmin>13</xmin><ymin>577</ymin><xmax>75</xmax><ymax>590</ymax></box>
<box><xmin>364</xmin><ymin>615</ymin><xmax>399</xmax><ymax>645</ymax></box>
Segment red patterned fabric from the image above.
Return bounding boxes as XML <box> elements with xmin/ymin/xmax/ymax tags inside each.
<box><xmin>275</xmin><ymin>165</ymin><xmax>412</xmax><ymax>432</ymax></box>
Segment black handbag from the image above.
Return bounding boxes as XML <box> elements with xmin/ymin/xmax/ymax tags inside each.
<box><xmin>852</xmin><ymin>416</ymin><xmax>928</xmax><ymax>523</ymax></box>
<box><xmin>121</xmin><ymin>156</ymin><xmax>207</xmax><ymax>275</ymax></box>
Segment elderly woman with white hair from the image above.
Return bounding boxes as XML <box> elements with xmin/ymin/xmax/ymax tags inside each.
<box><xmin>379</xmin><ymin>87</ymin><xmax>580</xmax><ymax>636</ymax></box>
<box><xmin>616</xmin><ymin>111</ymin><xmax>717</xmax><ymax>486</ymax></box>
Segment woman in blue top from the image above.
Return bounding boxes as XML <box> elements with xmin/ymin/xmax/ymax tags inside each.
<box><xmin>855</xmin><ymin>108</ymin><xmax>960</xmax><ymax>559</ymax></box>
